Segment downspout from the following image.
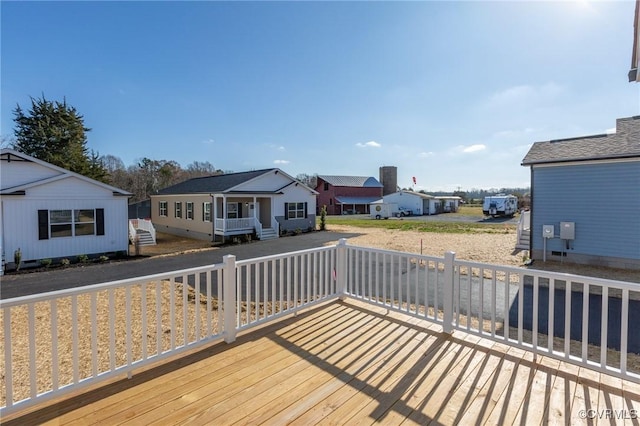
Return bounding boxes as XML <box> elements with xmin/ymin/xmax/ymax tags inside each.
<box><xmin>529</xmin><ymin>166</ymin><xmax>534</xmax><ymax>255</ymax></box>
<box><xmin>0</xmin><ymin>199</ymin><xmax>4</xmax><ymax>276</ymax></box>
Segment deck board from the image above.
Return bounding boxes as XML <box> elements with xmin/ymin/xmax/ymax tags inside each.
<box><xmin>4</xmin><ymin>299</ymin><xmax>639</xmax><ymax>426</ymax></box>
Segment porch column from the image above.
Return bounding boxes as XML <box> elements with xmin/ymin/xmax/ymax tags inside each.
<box><xmin>253</xmin><ymin>196</ymin><xmax>257</xmax><ymax>220</ymax></box>
<box><xmin>211</xmin><ymin>194</ymin><xmax>216</xmax><ymax>242</ymax></box>
<box><xmin>222</xmin><ymin>195</ymin><xmax>226</xmax><ymax>232</ymax></box>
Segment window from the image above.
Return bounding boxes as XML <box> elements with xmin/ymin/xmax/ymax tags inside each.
<box><xmin>186</xmin><ymin>202</ymin><xmax>194</xmax><ymax>220</ymax></box>
<box><xmin>323</xmin><ymin>182</ymin><xmax>329</xmax><ymax>191</ymax></box>
<box><xmin>38</xmin><ymin>208</ymin><xmax>104</xmax><ymax>239</ymax></box>
<box><xmin>203</xmin><ymin>202</ymin><xmax>211</xmax><ymax>222</ymax></box>
<box><xmin>174</xmin><ymin>202</ymin><xmax>182</xmax><ymax>218</ymax></box>
<box><xmin>286</xmin><ymin>202</ymin><xmax>307</xmax><ymax>219</ymax></box>
<box><xmin>159</xmin><ymin>201</ymin><xmax>168</xmax><ymax>217</ymax></box>
<box><xmin>74</xmin><ymin>209</ymin><xmax>95</xmax><ymax>236</ymax></box>
<box><xmin>227</xmin><ymin>203</ymin><xmax>238</xmax><ymax>219</ymax></box>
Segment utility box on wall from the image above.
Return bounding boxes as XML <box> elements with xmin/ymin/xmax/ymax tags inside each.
<box><xmin>560</xmin><ymin>222</ymin><xmax>575</xmax><ymax>240</ymax></box>
<box><xmin>542</xmin><ymin>225</ymin><xmax>554</xmax><ymax>239</ymax></box>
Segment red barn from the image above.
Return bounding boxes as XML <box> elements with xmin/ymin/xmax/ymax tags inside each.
<box><xmin>315</xmin><ymin>175</ymin><xmax>383</xmax><ymax>215</ymax></box>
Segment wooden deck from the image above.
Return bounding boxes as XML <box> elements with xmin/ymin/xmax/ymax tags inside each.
<box><xmin>4</xmin><ymin>299</ymin><xmax>640</xmax><ymax>425</ymax></box>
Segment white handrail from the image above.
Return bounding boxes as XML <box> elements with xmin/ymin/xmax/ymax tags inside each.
<box><xmin>130</xmin><ymin>219</ymin><xmax>156</xmax><ymax>244</ymax></box>
<box><xmin>2</xmin><ymin>242</ymin><xmax>638</xmax><ymax>416</ymax></box>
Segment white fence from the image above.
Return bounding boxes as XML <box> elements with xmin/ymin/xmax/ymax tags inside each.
<box><xmin>2</xmin><ymin>239</ymin><xmax>638</xmax><ymax>416</ymax></box>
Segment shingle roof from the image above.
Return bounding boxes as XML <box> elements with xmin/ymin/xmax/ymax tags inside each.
<box><xmin>318</xmin><ymin>175</ymin><xmax>382</xmax><ymax>188</ymax></box>
<box><xmin>521</xmin><ymin>116</ymin><xmax>640</xmax><ymax>165</ymax></box>
<box><xmin>158</xmin><ymin>169</ymin><xmax>276</xmax><ymax>195</ymax></box>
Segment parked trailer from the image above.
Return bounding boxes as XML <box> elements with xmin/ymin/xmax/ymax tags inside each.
<box><xmin>370</xmin><ymin>202</ymin><xmax>398</xmax><ymax>219</ymax></box>
<box><xmin>483</xmin><ymin>194</ymin><xmax>518</xmax><ymax>217</ymax></box>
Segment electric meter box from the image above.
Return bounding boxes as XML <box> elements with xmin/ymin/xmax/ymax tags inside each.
<box><xmin>542</xmin><ymin>225</ymin><xmax>554</xmax><ymax>239</ymax></box>
<box><xmin>560</xmin><ymin>222</ymin><xmax>575</xmax><ymax>240</ymax></box>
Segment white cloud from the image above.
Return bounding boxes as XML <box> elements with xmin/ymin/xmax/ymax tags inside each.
<box><xmin>356</xmin><ymin>141</ymin><xmax>381</xmax><ymax>148</ymax></box>
<box><xmin>202</xmin><ymin>139</ymin><xmax>215</xmax><ymax>145</ymax></box>
<box><xmin>486</xmin><ymin>83</ymin><xmax>564</xmax><ymax>110</ymax></box>
<box><xmin>267</xmin><ymin>143</ymin><xmax>286</xmax><ymax>151</ymax></box>
<box><xmin>462</xmin><ymin>144</ymin><xmax>486</xmax><ymax>153</ymax></box>
<box><xmin>418</xmin><ymin>151</ymin><xmax>434</xmax><ymax>158</ymax></box>
<box><xmin>273</xmin><ymin>159</ymin><xmax>290</xmax><ymax>164</ymax></box>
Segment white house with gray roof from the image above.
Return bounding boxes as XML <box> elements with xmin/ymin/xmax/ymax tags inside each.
<box><xmin>151</xmin><ymin>168</ymin><xmax>317</xmax><ymax>242</ymax></box>
<box><xmin>1</xmin><ymin>149</ymin><xmax>131</xmax><ymax>273</ymax></box>
<box><xmin>521</xmin><ymin>115</ymin><xmax>640</xmax><ymax>270</ymax></box>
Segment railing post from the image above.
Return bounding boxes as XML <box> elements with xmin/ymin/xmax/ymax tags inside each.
<box><xmin>443</xmin><ymin>251</ymin><xmax>456</xmax><ymax>334</ymax></box>
<box><xmin>223</xmin><ymin>254</ymin><xmax>237</xmax><ymax>343</ymax></box>
<box><xmin>337</xmin><ymin>238</ymin><xmax>348</xmax><ymax>300</ymax></box>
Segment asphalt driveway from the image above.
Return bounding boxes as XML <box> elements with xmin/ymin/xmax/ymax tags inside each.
<box><xmin>0</xmin><ymin>229</ymin><xmax>362</xmax><ymax>300</ymax></box>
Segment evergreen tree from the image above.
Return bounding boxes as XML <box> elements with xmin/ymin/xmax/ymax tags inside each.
<box><xmin>12</xmin><ymin>95</ymin><xmax>107</xmax><ymax>182</ymax></box>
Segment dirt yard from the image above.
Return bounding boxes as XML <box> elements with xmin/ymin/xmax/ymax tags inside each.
<box><xmin>143</xmin><ymin>227</ymin><xmax>639</xmax><ymax>283</ymax></box>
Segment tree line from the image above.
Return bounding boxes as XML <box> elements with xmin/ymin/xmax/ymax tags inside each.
<box><xmin>7</xmin><ymin>95</ymin><xmax>226</xmax><ymax>202</ymax></box>
<box><xmin>7</xmin><ymin>95</ymin><xmax>530</xmax><ymax>204</ymax></box>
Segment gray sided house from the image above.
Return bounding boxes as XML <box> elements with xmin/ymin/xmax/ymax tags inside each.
<box><xmin>0</xmin><ymin>149</ymin><xmax>131</xmax><ymax>273</ymax></box>
<box><xmin>151</xmin><ymin>168</ymin><xmax>318</xmax><ymax>242</ymax></box>
<box><xmin>521</xmin><ymin>116</ymin><xmax>640</xmax><ymax>270</ymax></box>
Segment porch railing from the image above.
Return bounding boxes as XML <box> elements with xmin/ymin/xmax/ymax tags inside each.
<box><xmin>214</xmin><ymin>217</ymin><xmax>256</xmax><ymax>234</ymax></box>
<box><xmin>2</xmin><ymin>239</ymin><xmax>638</xmax><ymax>416</ymax></box>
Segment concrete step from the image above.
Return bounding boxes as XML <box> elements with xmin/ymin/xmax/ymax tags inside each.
<box><xmin>259</xmin><ymin>228</ymin><xmax>278</xmax><ymax>241</ymax></box>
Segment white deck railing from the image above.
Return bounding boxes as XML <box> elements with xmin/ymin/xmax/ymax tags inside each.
<box><xmin>129</xmin><ymin>218</ymin><xmax>156</xmax><ymax>244</ymax></box>
<box><xmin>2</xmin><ymin>239</ymin><xmax>638</xmax><ymax>416</ymax></box>
<box><xmin>214</xmin><ymin>217</ymin><xmax>256</xmax><ymax>234</ymax></box>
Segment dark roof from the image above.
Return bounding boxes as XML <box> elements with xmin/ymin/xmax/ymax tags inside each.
<box><xmin>521</xmin><ymin>116</ymin><xmax>640</xmax><ymax>166</ymax></box>
<box><xmin>318</xmin><ymin>175</ymin><xmax>383</xmax><ymax>188</ymax></box>
<box><xmin>158</xmin><ymin>169</ymin><xmax>276</xmax><ymax>195</ymax></box>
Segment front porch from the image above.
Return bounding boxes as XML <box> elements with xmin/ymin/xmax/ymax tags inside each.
<box><xmin>213</xmin><ymin>195</ymin><xmax>279</xmax><ymax>241</ymax></box>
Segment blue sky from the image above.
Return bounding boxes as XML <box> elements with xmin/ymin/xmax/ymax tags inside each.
<box><xmin>2</xmin><ymin>1</ymin><xmax>638</xmax><ymax>192</ymax></box>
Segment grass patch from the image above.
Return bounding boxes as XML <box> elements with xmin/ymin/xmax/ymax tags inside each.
<box><xmin>322</xmin><ymin>217</ymin><xmax>515</xmax><ymax>234</ymax></box>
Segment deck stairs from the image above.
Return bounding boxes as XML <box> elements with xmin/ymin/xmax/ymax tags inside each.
<box><xmin>259</xmin><ymin>227</ymin><xmax>278</xmax><ymax>241</ymax></box>
<box><xmin>129</xmin><ymin>219</ymin><xmax>157</xmax><ymax>246</ymax></box>
<box><xmin>516</xmin><ymin>210</ymin><xmax>530</xmax><ymax>250</ymax></box>
<box><xmin>135</xmin><ymin>229</ymin><xmax>156</xmax><ymax>246</ymax></box>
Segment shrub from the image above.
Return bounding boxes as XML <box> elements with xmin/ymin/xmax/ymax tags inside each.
<box><xmin>40</xmin><ymin>258</ymin><xmax>52</xmax><ymax>268</ymax></box>
<box><xmin>60</xmin><ymin>258</ymin><xmax>70</xmax><ymax>267</ymax></box>
<box><xmin>320</xmin><ymin>205</ymin><xmax>327</xmax><ymax>231</ymax></box>
<box><xmin>99</xmin><ymin>255</ymin><xmax>109</xmax><ymax>263</ymax></box>
<box><xmin>77</xmin><ymin>254</ymin><xmax>89</xmax><ymax>263</ymax></box>
<box><xmin>294</xmin><ymin>228</ymin><xmax>302</xmax><ymax>235</ymax></box>
<box><xmin>14</xmin><ymin>248</ymin><xmax>22</xmax><ymax>271</ymax></box>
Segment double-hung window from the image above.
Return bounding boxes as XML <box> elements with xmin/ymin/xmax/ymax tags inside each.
<box><xmin>175</xmin><ymin>202</ymin><xmax>182</xmax><ymax>218</ymax></box>
<box><xmin>186</xmin><ymin>202</ymin><xmax>194</xmax><ymax>220</ymax></box>
<box><xmin>203</xmin><ymin>202</ymin><xmax>211</xmax><ymax>222</ymax></box>
<box><xmin>286</xmin><ymin>202</ymin><xmax>307</xmax><ymax>219</ymax></box>
<box><xmin>38</xmin><ymin>208</ymin><xmax>104</xmax><ymax>239</ymax></box>
<box><xmin>159</xmin><ymin>201</ymin><xmax>168</xmax><ymax>217</ymax></box>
